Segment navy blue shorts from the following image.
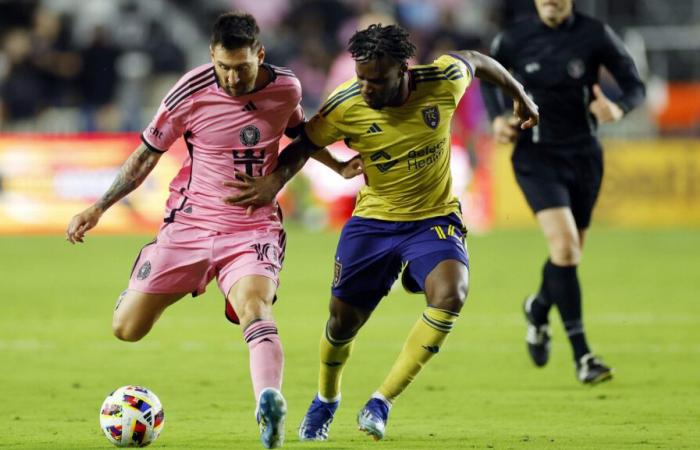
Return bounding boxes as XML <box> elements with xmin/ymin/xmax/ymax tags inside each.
<box><xmin>331</xmin><ymin>213</ymin><xmax>469</xmax><ymax>310</ymax></box>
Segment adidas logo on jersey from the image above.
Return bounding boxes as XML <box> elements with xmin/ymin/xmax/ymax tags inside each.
<box><xmin>242</xmin><ymin>101</ymin><xmax>258</xmax><ymax>111</ymax></box>
<box><xmin>366</xmin><ymin>123</ymin><xmax>383</xmax><ymax>134</ymax></box>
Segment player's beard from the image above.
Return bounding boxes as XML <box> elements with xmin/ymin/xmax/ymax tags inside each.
<box><xmin>226</xmin><ymin>82</ymin><xmax>254</xmax><ymax>97</ymax></box>
<box><xmin>363</xmin><ymin>95</ymin><xmax>384</xmax><ymax>109</ymax></box>
<box><xmin>365</xmin><ymin>84</ymin><xmax>401</xmax><ymax>109</ymax></box>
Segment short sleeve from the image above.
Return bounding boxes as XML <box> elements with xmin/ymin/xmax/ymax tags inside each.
<box><xmin>438</xmin><ymin>54</ymin><xmax>474</xmax><ymax>105</ymax></box>
<box><xmin>141</xmin><ymin>83</ymin><xmax>193</xmax><ymax>152</ymax></box>
<box><xmin>284</xmin><ymin>104</ymin><xmax>306</xmax><ymax>138</ymax></box>
<box><xmin>303</xmin><ymin>112</ymin><xmax>345</xmax><ymax>148</ymax></box>
<box><xmin>303</xmin><ymin>82</ymin><xmax>358</xmax><ymax>147</ymax></box>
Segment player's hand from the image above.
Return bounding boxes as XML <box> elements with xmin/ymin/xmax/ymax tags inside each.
<box><xmin>492</xmin><ymin>115</ymin><xmax>520</xmax><ymax>144</ymax></box>
<box><xmin>338</xmin><ymin>155</ymin><xmax>364</xmax><ymax>179</ymax></box>
<box><xmin>222</xmin><ymin>171</ymin><xmax>284</xmax><ymax>216</ymax></box>
<box><xmin>66</xmin><ymin>205</ymin><xmax>103</xmax><ymax>244</ymax></box>
<box><xmin>513</xmin><ymin>92</ymin><xmax>539</xmax><ymax>130</ymax></box>
<box><xmin>589</xmin><ymin>84</ymin><xmax>623</xmax><ymax>124</ymax></box>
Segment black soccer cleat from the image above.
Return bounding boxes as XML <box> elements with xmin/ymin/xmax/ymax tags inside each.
<box><xmin>523</xmin><ymin>294</ymin><xmax>551</xmax><ymax>367</ymax></box>
<box><xmin>576</xmin><ymin>353</ymin><xmax>613</xmax><ymax>385</ymax></box>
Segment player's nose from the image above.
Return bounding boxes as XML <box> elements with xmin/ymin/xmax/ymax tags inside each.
<box><xmin>226</xmin><ymin>70</ymin><xmax>238</xmax><ymax>85</ymax></box>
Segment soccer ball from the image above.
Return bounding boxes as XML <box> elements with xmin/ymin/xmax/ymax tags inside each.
<box><xmin>99</xmin><ymin>385</ymin><xmax>165</xmax><ymax>447</ymax></box>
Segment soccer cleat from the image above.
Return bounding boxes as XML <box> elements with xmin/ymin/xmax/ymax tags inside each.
<box><xmin>257</xmin><ymin>388</ymin><xmax>287</xmax><ymax>449</ymax></box>
<box><xmin>357</xmin><ymin>397</ymin><xmax>390</xmax><ymax>441</ymax></box>
<box><xmin>298</xmin><ymin>395</ymin><xmax>339</xmax><ymax>441</ymax></box>
<box><xmin>576</xmin><ymin>353</ymin><xmax>613</xmax><ymax>385</ymax></box>
<box><xmin>523</xmin><ymin>294</ymin><xmax>551</xmax><ymax>367</ymax></box>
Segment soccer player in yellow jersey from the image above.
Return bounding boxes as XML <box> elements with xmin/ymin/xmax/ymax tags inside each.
<box><xmin>226</xmin><ymin>24</ymin><xmax>539</xmax><ymax>442</ymax></box>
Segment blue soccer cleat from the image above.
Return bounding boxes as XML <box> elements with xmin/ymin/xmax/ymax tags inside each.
<box><xmin>298</xmin><ymin>395</ymin><xmax>339</xmax><ymax>441</ymax></box>
<box><xmin>257</xmin><ymin>388</ymin><xmax>287</xmax><ymax>449</ymax></box>
<box><xmin>357</xmin><ymin>397</ymin><xmax>390</xmax><ymax>440</ymax></box>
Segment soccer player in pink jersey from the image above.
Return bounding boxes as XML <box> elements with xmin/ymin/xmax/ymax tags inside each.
<box><xmin>65</xmin><ymin>12</ymin><xmax>360</xmax><ymax>449</ymax></box>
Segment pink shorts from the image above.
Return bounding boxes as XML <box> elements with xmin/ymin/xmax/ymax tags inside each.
<box><xmin>128</xmin><ymin>221</ymin><xmax>286</xmax><ymax>323</ymax></box>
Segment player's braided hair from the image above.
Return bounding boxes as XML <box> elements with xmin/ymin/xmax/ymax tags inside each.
<box><xmin>348</xmin><ymin>24</ymin><xmax>416</xmax><ymax>64</ymax></box>
<box><xmin>211</xmin><ymin>12</ymin><xmax>260</xmax><ymax>50</ymax></box>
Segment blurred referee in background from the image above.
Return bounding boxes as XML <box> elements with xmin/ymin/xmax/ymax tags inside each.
<box><xmin>481</xmin><ymin>0</ymin><xmax>645</xmax><ymax>384</ymax></box>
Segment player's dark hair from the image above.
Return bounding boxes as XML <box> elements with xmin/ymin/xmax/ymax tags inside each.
<box><xmin>348</xmin><ymin>24</ymin><xmax>416</xmax><ymax>64</ymax></box>
<box><xmin>211</xmin><ymin>12</ymin><xmax>260</xmax><ymax>50</ymax></box>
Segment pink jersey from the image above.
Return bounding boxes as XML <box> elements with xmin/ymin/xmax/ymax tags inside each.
<box><xmin>141</xmin><ymin>63</ymin><xmax>304</xmax><ymax>233</ymax></box>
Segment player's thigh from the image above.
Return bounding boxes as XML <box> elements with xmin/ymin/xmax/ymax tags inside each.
<box><xmin>331</xmin><ymin>216</ymin><xmax>403</xmax><ymax>311</ymax></box>
<box><xmin>215</xmin><ymin>228</ymin><xmax>284</xmax><ymax>327</ymax></box>
<box><xmin>129</xmin><ymin>223</ymin><xmax>217</xmax><ymax>297</ymax></box>
<box><xmin>226</xmin><ymin>275</ymin><xmax>277</xmax><ymax>327</ymax></box>
<box><xmin>399</xmin><ymin>214</ymin><xmax>469</xmax><ymax>298</ymax></box>
<box><xmin>112</xmin><ymin>290</ymin><xmax>187</xmax><ymax>337</ymax></box>
<box><xmin>536</xmin><ymin>207</ymin><xmax>581</xmax><ymax>265</ymax></box>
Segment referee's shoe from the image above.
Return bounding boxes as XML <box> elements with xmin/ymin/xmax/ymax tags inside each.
<box><xmin>577</xmin><ymin>353</ymin><xmax>613</xmax><ymax>385</ymax></box>
<box><xmin>523</xmin><ymin>294</ymin><xmax>551</xmax><ymax>367</ymax></box>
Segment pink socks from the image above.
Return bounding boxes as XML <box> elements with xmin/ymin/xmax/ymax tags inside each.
<box><xmin>243</xmin><ymin>320</ymin><xmax>284</xmax><ymax>401</ymax></box>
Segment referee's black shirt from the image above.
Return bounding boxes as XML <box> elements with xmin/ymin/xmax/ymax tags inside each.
<box><xmin>481</xmin><ymin>11</ymin><xmax>645</xmax><ymax>148</ymax></box>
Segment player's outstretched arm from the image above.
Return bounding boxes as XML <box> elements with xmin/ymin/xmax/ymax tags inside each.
<box><xmin>311</xmin><ymin>149</ymin><xmax>363</xmax><ymax>179</ymax></box>
<box><xmin>65</xmin><ymin>143</ymin><xmax>162</xmax><ymax>244</ymax></box>
<box><xmin>223</xmin><ymin>135</ymin><xmax>320</xmax><ymax>209</ymax></box>
<box><xmin>455</xmin><ymin>50</ymin><xmax>539</xmax><ymax>129</ymax></box>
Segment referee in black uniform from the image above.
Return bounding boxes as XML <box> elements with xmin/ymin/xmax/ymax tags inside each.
<box><xmin>481</xmin><ymin>0</ymin><xmax>645</xmax><ymax>384</ymax></box>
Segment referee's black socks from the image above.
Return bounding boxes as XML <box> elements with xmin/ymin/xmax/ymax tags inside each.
<box><xmin>540</xmin><ymin>259</ymin><xmax>591</xmax><ymax>361</ymax></box>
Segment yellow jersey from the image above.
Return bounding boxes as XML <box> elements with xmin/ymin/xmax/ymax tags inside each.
<box><xmin>304</xmin><ymin>54</ymin><xmax>472</xmax><ymax>221</ymax></box>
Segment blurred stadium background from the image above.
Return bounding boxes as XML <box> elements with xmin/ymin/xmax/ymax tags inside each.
<box><xmin>2</xmin><ymin>1</ymin><xmax>699</xmax><ymax>449</ymax></box>
<box><xmin>1</xmin><ymin>0</ymin><xmax>699</xmax><ymax>232</ymax></box>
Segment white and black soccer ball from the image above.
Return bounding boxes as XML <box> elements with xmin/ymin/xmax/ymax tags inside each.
<box><xmin>99</xmin><ymin>385</ymin><xmax>165</xmax><ymax>447</ymax></box>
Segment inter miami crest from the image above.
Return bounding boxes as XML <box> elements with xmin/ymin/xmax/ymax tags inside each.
<box><xmin>422</xmin><ymin>106</ymin><xmax>440</xmax><ymax>129</ymax></box>
<box><xmin>240</xmin><ymin>124</ymin><xmax>261</xmax><ymax>147</ymax></box>
<box><xmin>136</xmin><ymin>261</ymin><xmax>151</xmax><ymax>280</ymax></box>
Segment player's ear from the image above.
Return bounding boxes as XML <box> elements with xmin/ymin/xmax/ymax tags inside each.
<box><xmin>257</xmin><ymin>45</ymin><xmax>265</xmax><ymax>65</ymax></box>
<box><xmin>209</xmin><ymin>45</ymin><xmax>215</xmax><ymax>62</ymax></box>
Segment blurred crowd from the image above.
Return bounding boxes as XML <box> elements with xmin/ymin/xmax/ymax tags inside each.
<box><xmin>0</xmin><ymin>0</ymin><xmax>541</xmax><ymax>134</ymax></box>
<box><xmin>0</xmin><ymin>0</ymin><xmax>697</xmax><ymax>135</ymax></box>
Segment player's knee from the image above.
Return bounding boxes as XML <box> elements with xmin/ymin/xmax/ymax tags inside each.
<box><xmin>112</xmin><ymin>318</ymin><xmax>146</xmax><ymax>342</ymax></box>
<box><xmin>549</xmin><ymin>238</ymin><xmax>581</xmax><ymax>266</ymax></box>
<box><xmin>428</xmin><ymin>281</ymin><xmax>468</xmax><ymax>313</ymax></box>
<box><xmin>327</xmin><ymin>313</ymin><xmax>362</xmax><ymax>340</ymax></box>
<box><xmin>233</xmin><ymin>294</ymin><xmax>274</xmax><ymax>325</ymax></box>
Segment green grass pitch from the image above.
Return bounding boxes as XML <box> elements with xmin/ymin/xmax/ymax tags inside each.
<box><xmin>1</xmin><ymin>227</ymin><xmax>698</xmax><ymax>449</ymax></box>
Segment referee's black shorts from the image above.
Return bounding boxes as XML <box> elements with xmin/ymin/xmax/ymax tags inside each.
<box><xmin>511</xmin><ymin>139</ymin><xmax>603</xmax><ymax>229</ymax></box>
